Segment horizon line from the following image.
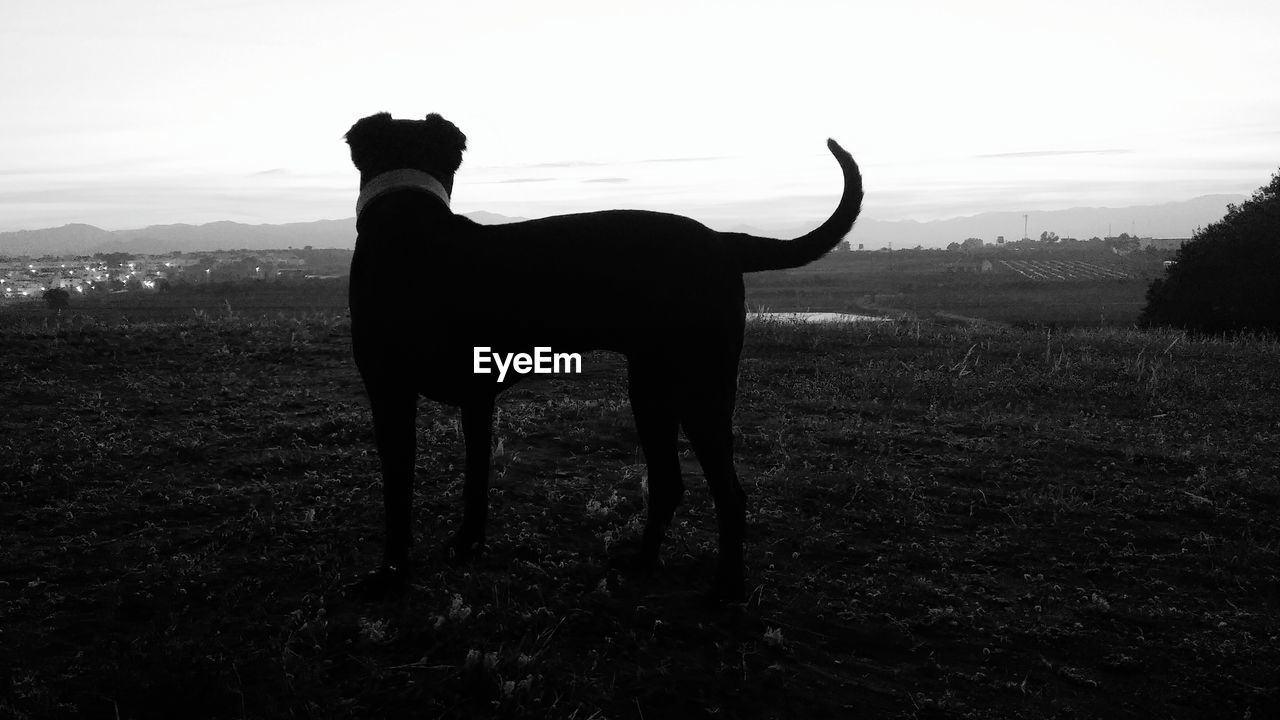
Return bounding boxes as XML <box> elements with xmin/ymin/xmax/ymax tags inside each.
<box><xmin>0</xmin><ymin>190</ymin><xmax>1247</xmax><ymax>236</ymax></box>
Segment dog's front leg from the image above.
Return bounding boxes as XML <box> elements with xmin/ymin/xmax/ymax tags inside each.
<box><xmin>348</xmin><ymin>383</ymin><xmax>418</xmax><ymax>596</ymax></box>
<box><xmin>451</xmin><ymin>399</ymin><xmax>495</xmax><ymax>558</ymax></box>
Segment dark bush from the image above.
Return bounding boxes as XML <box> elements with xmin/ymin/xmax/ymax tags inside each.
<box><xmin>1141</xmin><ymin>169</ymin><xmax>1280</xmax><ymax>334</ymax></box>
<box><xmin>43</xmin><ymin>287</ymin><xmax>71</xmax><ymax>310</ymax></box>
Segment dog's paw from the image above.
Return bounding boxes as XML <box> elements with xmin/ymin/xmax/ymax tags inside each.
<box><xmin>344</xmin><ymin>564</ymin><xmax>411</xmax><ymax>600</ymax></box>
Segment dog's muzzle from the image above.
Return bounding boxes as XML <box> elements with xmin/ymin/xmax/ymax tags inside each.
<box><xmin>356</xmin><ymin>169</ymin><xmax>451</xmax><ymax>217</ymax></box>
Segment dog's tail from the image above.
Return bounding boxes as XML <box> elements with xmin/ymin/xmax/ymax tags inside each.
<box><xmin>730</xmin><ymin>139</ymin><xmax>863</xmax><ymax>273</ymax></box>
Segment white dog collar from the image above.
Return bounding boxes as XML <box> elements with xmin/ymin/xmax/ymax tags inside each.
<box><xmin>356</xmin><ymin>169</ymin><xmax>451</xmax><ymax>217</ymax></box>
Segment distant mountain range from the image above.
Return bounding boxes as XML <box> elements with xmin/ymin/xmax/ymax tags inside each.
<box><xmin>0</xmin><ymin>197</ymin><xmax>1243</xmax><ymax>257</ymax></box>
<box><xmin>843</xmin><ymin>194</ymin><xmax>1243</xmax><ymax>249</ymax></box>
<box><xmin>0</xmin><ymin>211</ymin><xmax>522</xmax><ymax>257</ymax></box>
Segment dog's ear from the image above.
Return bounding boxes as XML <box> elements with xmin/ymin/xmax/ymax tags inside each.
<box><xmin>345</xmin><ymin>113</ymin><xmax>394</xmax><ymax>172</ymax></box>
<box><xmin>424</xmin><ymin>113</ymin><xmax>467</xmax><ymax>154</ymax></box>
<box><xmin>344</xmin><ymin>112</ymin><xmax>392</xmax><ymax>146</ymax></box>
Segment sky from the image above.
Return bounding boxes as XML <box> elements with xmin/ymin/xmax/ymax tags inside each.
<box><xmin>2</xmin><ymin>0</ymin><xmax>1279</xmax><ymax>235</ymax></box>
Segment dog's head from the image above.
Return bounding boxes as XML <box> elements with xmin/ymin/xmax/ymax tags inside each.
<box><xmin>345</xmin><ymin>112</ymin><xmax>467</xmax><ymax>193</ymax></box>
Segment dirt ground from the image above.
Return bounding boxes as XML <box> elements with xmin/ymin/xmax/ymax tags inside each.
<box><xmin>2</xmin><ymin>310</ymin><xmax>1278</xmax><ymax>718</ymax></box>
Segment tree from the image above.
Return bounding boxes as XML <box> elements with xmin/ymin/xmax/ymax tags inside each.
<box><xmin>94</xmin><ymin>251</ymin><xmax>132</xmax><ymax>267</ymax></box>
<box><xmin>43</xmin><ymin>287</ymin><xmax>70</xmax><ymax>310</ymax></box>
<box><xmin>1039</xmin><ymin>231</ymin><xmax>1060</xmax><ymax>243</ymax></box>
<box><xmin>1141</xmin><ymin>168</ymin><xmax>1280</xmax><ymax>333</ymax></box>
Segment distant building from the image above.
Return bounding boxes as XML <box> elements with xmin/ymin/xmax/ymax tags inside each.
<box><xmin>1106</xmin><ymin>235</ymin><xmax>1184</xmax><ymax>255</ymax></box>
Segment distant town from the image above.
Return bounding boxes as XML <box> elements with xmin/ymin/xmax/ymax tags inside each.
<box><xmin>0</xmin><ymin>247</ymin><xmax>352</xmax><ymax>303</ymax></box>
<box><xmin>1</xmin><ymin>233</ymin><xmax>1184</xmax><ymax>305</ymax></box>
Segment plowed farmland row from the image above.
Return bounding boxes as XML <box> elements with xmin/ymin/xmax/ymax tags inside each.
<box><xmin>1000</xmin><ymin>259</ymin><xmax>1131</xmax><ymax>280</ymax></box>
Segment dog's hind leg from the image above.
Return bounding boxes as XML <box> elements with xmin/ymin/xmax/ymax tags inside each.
<box><xmin>451</xmin><ymin>399</ymin><xmax>495</xmax><ymax>558</ymax></box>
<box><xmin>680</xmin><ymin>366</ymin><xmax>747</xmax><ymax>604</ymax></box>
<box><xmin>684</xmin><ymin>417</ymin><xmax>746</xmax><ymax>603</ymax></box>
<box><xmin>625</xmin><ymin>361</ymin><xmax>685</xmax><ymax>571</ymax></box>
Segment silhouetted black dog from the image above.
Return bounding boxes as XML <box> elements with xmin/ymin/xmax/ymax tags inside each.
<box><xmin>345</xmin><ymin>112</ymin><xmax>862</xmax><ymax>603</ymax></box>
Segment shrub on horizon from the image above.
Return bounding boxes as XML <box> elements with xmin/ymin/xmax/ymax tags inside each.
<box><xmin>1141</xmin><ymin>168</ymin><xmax>1280</xmax><ymax>334</ymax></box>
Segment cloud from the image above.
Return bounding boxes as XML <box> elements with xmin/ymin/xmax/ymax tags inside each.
<box><xmin>523</xmin><ymin>160</ymin><xmax>610</xmax><ymax>169</ymax></box>
<box><xmin>641</xmin><ymin>156</ymin><xmax>727</xmax><ymax>164</ymax></box>
<box><xmin>0</xmin><ymin>174</ymin><xmax>351</xmax><ymax>231</ymax></box>
<box><xmin>583</xmin><ymin>177</ymin><xmax>629</xmax><ymax>184</ymax></box>
<box><xmin>976</xmin><ymin>149</ymin><xmax>1133</xmax><ymax>159</ymax></box>
<box><xmin>513</xmin><ymin>156</ymin><xmax>726</xmax><ymax>169</ymax></box>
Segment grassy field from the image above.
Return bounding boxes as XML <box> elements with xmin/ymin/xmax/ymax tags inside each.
<box><xmin>3</xmin><ymin>301</ymin><xmax>1278</xmax><ymax>718</ymax></box>
<box><xmin>745</xmin><ymin>249</ymin><xmax>1171</xmax><ymax>328</ymax></box>
<box><xmin>4</xmin><ymin>246</ymin><xmax>1168</xmax><ymax>329</ymax></box>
